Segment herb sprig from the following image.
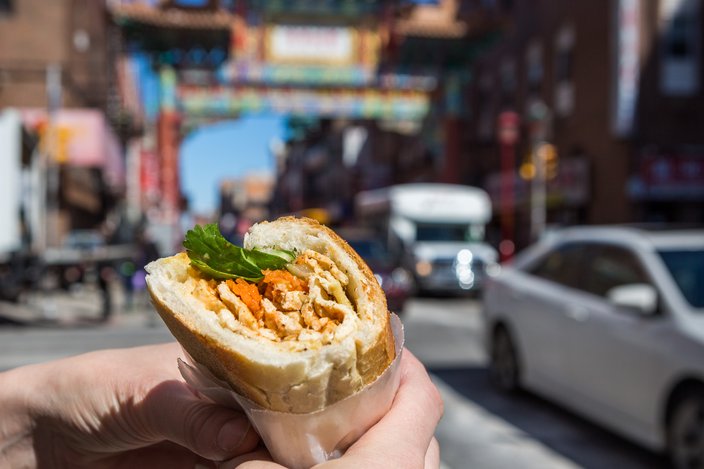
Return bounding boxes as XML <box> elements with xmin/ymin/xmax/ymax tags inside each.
<box><xmin>183</xmin><ymin>223</ymin><xmax>295</xmax><ymax>281</ymax></box>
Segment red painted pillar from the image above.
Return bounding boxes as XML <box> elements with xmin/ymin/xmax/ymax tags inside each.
<box><xmin>157</xmin><ymin>111</ymin><xmax>181</xmax><ymax>225</ymax></box>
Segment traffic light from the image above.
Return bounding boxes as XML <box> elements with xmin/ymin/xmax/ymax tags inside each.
<box><xmin>537</xmin><ymin>143</ymin><xmax>558</xmax><ymax>180</ymax></box>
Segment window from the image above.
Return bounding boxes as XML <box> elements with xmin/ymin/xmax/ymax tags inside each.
<box><xmin>660</xmin><ymin>0</ymin><xmax>701</xmax><ymax>96</ymax></box>
<box><xmin>554</xmin><ymin>24</ymin><xmax>575</xmax><ymax>117</ymax></box>
<box><xmin>500</xmin><ymin>58</ymin><xmax>517</xmax><ymax>106</ymax></box>
<box><xmin>525</xmin><ymin>40</ymin><xmax>543</xmax><ymax>95</ymax></box>
<box><xmin>582</xmin><ymin>245</ymin><xmax>651</xmax><ymax>298</ymax></box>
<box><xmin>658</xmin><ymin>248</ymin><xmax>704</xmax><ymax>309</ymax></box>
<box><xmin>528</xmin><ymin>243</ymin><xmax>586</xmax><ymax>289</ymax></box>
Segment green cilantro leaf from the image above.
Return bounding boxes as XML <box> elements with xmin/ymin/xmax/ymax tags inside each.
<box><xmin>183</xmin><ymin>223</ymin><xmax>295</xmax><ymax>281</ymax></box>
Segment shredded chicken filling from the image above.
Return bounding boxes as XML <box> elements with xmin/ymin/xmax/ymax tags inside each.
<box><xmin>190</xmin><ymin>249</ymin><xmax>355</xmax><ymax>346</ymax></box>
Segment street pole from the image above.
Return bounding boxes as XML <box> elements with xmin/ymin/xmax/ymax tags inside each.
<box><xmin>497</xmin><ymin>111</ymin><xmax>520</xmax><ymax>262</ymax></box>
<box><xmin>45</xmin><ymin>63</ymin><xmax>62</xmax><ymax>249</ymax></box>
<box><xmin>530</xmin><ymin>141</ymin><xmax>546</xmax><ymax>242</ymax></box>
<box><xmin>500</xmin><ymin>141</ymin><xmax>515</xmax><ymax>261</ymax></box>
<box><xmin>527</xmin><ymin>101</ymin><xmax>550</xmax><ymax>242</ymax></box>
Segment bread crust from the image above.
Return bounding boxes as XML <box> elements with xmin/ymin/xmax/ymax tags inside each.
<box><xmin>146</xmin><ymin>217</ymin><xmax>395</xmax><ymax>413</ymax></box>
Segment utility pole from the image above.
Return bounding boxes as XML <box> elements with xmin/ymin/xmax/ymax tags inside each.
<box><xmin>45</xmin><ymin>63</ymin><xmax>62</xmax><ymax>249</ymax></box>
<box><xmin>528</xmin><ymin>101</ymin><xmax>551</xmax><ymax>242</ymax></box>
<box><xmin>497</xmin><ymin>111</ymin><xmax>520</xmax><ymax>262</ymax></box>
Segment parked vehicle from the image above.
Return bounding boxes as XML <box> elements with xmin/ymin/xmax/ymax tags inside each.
<box><xmin>356</xmin><ymin>183</ymin><xmax>498</xmax><ymax>295</ymax></box>
<box><xmin>0</xmin><ymin>109</ymin><xmax>37</xmax><ymax>301</ymax></box>
<box><xmin>482</xmin><ymin>226</ymin><xmax>704</xmax><ymax>468</ymax></box>
<box><xmin>336</xmin><ymin>228</ymin><xmax>413</xmax><ymax>314</ymax></box>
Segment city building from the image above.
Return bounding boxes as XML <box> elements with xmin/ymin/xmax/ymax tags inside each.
<box><xmin>466</xmin><ymin>0</ymin><xmax>704</xmax><ymax>250</ymax></box>
<box><xmin>271</xmin><ymin>0</ymin><xmax>507</xmax><ymax>224</ymax></box>
<box><xmin>0</xmin><ymin>0</ymin><xmax>124</xmax><ymax>247</ymax></box>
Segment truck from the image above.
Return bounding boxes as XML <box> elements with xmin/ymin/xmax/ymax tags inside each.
<box><xmin>355</xmin><ymin>183</ymin><xmax>498</xmax><ymax>294</ymax></box>
<box><xmin>0</xmin><ymin>109</ymin><xmax>33</xmax><ymax>301</ymax></box>
<box><xmin>0</xmin><ymin>109</ymin><xmax>131</xmax><ymax>308</ymax></box>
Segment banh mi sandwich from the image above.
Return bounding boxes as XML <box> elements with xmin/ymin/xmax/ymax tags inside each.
<box><xmin>146</xmin><ymin>217</ymin><xmax>395</xmax><ymax>413</ymax></box>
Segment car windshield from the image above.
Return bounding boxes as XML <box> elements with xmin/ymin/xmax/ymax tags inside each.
<box><xmin>347</xmin><ymin>239</ymin><xmax>391</xmax><ymax>264</ymax></box>
<box><xmin>658</xmin><ymin>249</ymin><xmax>704</xmax><ymax>309</ymax></box>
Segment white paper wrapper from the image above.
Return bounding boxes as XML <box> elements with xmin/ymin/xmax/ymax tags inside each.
<box><xmin>177</xmin><ymin>314</ymin><xmax>405</xmax><ymax>469</ymax></box>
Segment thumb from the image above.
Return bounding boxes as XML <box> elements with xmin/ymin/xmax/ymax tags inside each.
<box><xmin>138</xmin><ymin>380</ymin><xmax>259</xmax><ymax>461</ymax></box>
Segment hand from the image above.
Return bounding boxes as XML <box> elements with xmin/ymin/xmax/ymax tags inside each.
<box><xmin>222</xmin><ymin>349</ymin><xmax>444</xmax><ymax>469</ymax></box>
<box><xmin>0</xmin><ymin>343</ymin><xmax>259</xmax><ymax>468</ymax></box>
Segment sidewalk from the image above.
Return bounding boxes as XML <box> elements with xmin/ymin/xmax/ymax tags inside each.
<box><xmin>0</xmin><ymin>280</ymin><xmax>160</xmax><ymax>329</ymax></box>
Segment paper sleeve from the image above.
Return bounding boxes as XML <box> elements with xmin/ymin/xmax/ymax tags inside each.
<box><xmin>177</xmin><ymin>314</ymin><xmax>405</xmax><ymax>469</ymax></box>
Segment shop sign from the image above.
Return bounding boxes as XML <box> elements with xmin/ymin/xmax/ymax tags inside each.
<box><xmin>497</xmin><ymin>111</ymin><xmax>520</xmax><ymax>145</ymax></box>
<box><xmin>612</xmin><ymin>0</ymin><xmax>641</xmax><ymax>137</ymax></box>
<box><xmin>20</xmin><ymin>109</ymin><xmax>124</xmax><ymax>187</ymax></box>
<box><xmin>267</xmin><ymin>25</ymin><xmax>355</xmax><ymax>65</ymax></box>
<box><xmin>631</xmin><ymin>154</ymin><xmax>704</xmax><ymax>199</ymax></box>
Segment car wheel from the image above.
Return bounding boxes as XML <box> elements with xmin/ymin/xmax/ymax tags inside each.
<box><xmin>489</xmin><ymin>326</ymin><xmax>520</xmax><ymax>392</ymax></box>
<box><xmin>668</xmin><ymin>388</ymin><xmax>704</xmax><ymax>469</ymax></box>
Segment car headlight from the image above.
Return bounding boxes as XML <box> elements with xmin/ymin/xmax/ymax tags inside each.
<box><xmin>415</xmin><ymin>260</ymin><xmax>432</xmax><ymax>277</ymax></box>
<box><xmin>391</xmin><ymin>267</ymin><xmax>413</xmax><ymax>289</ymax></box>
<box><xmin>485</xmin><ymin>262</ymin><xmax>502</xmax><ymax>277</ymax></box>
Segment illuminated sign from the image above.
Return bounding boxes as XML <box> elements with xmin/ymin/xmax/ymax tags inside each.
<box><xmin>266</xmin><ymin>25</ymin><xmax>356</xmax><ymax>65</ymax></box>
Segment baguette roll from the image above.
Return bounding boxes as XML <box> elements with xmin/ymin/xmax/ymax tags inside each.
<box><xmin>146</xmin><ymin>217</ymin><xmax>395</xmax><ymax>413</ymax></box>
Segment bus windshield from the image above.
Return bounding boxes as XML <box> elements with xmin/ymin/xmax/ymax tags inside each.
<box><xmin>416</xmin><ymin>223</ymin><xmax>481</xmax><ymax>242</ymax></box>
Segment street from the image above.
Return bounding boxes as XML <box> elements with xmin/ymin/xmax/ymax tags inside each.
<box><xmin>0</xmin><ymin>294</ymin><xmax>668</xmax><ymax>469</ymax></box>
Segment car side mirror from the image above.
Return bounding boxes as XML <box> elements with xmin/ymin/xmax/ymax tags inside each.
<box><xmin>607</xmin><ymin>283</ymin><xmax>658</xmax><ymax>316</ymax></box>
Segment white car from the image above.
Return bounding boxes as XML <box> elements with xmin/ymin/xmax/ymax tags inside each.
<box><xmin>482</xmin><ymin>226</ymin><xmax>704</xmax><ymax>468</ymax></box>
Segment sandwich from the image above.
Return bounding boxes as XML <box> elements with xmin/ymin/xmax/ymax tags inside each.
<box><xmin>145</xmin><ymin>216</ymin><xmax>396</xmax><ymax>414</ymax></box>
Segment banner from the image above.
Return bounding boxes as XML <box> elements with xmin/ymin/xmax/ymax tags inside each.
<box><xmin>178</xmin><ymin>86</ymin><xmax>430</xmax><ymax>120</ymax></box>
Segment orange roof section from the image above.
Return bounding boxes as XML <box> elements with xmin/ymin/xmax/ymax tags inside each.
<box><xmin>394</xmin><ymin>0</ymin><xmax>468</xmax><ymax>39</ymax></box>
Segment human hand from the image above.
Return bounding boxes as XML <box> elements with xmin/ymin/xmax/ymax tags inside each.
<box><xmin>0</xmin><ymin>342</ymin><xmax>259</xmax><ymax>468</ymax></box>
<box><xmin>221</xmin><ymin>349</ymin><xmax>444</xmax><ymax>469</ymax></box>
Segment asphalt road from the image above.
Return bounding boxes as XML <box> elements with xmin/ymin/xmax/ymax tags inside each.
<box><xmin>0</xmin><ymin>292</ymin><xmax>669</xmax><ymax>468</ymax></box>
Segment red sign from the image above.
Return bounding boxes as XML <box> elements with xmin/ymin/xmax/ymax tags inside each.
<box><xmin>497</xmin><ymin>111</ymin><xmax>520</xmax><ymax>145</ymax></box>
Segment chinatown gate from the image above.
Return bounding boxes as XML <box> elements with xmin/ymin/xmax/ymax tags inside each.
<box><xmin>110</xmin><ymin>0</ymin><xmax>463</xmax><ymax>251</ymax></box>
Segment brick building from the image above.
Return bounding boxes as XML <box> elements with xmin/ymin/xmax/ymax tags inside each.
<box><xmin>466</xmin><ymin>0</ymin><xmax>704</xmax><ymax>249</ymax></box>
<box><xmin>0</xmin><ymin>0</ymin><xmax>124</xmax><ymax>244</ymax></box>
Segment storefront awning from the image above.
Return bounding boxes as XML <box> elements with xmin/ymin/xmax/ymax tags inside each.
<box><xmin>20</xmin><ymin>109</ymin><xmax>125</xmax><ymax>189</ymax></box>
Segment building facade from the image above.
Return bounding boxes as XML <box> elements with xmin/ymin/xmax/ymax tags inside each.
<box><xmin>466</xmin><ymin>0</ymin><xmax>704</xmax><ymax>250</ymax></box>
<box><xmin>0</xmin><ymin>0</ymin><xmax>123</xmax><ymax>247</ymax></box>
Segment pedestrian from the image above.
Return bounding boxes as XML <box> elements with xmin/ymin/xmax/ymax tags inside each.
<box><xmin>0</xmin><ymin>344</ymin><xmax>442</xmax><ymax>468</ymax></box>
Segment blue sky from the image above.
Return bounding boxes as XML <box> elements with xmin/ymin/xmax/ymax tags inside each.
<box><xmin>180</xmin><ymin>115</ymin><xmax>285</xmax><ymax>215</ymax></box>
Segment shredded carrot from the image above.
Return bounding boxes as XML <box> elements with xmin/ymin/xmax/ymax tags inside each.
<box><xmin>258</xmin><ymin>269</ymin><xmax>308</xmax><ymax>300</ymax></box>
<box><xmin>226</xmin><ymin>278</ymin><xmax>262</xmax><ymax>314</ymax></box>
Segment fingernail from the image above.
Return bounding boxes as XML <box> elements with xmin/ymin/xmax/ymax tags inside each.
<box><xmin>217</xmin><ymin>416</ymin><xmax>251</xmax><ymax>452</ymax></box>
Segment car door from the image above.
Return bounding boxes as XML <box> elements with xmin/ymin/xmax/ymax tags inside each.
<box><xmin>563</xmin><ymin>243</ymin><xmax>664</xmax><ymax>434</ymax></box>
<box><xmin>508</xmin><ymin>243</ymin><xmax>587</xmax><ymax>391</ymax></box>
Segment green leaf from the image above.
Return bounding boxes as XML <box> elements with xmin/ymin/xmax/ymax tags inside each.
<box><xmin>183</xmin><ymin>223</ymin><xmax>294</xmax><ymax>281</ymax></box>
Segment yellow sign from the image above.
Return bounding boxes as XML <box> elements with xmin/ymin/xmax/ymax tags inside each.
<box><xmin>37</xmin><ymin>123</ymin><xmax>74</xmax><ymax>164</ymax></box>
<box><xmin>538</xmin><ymin>143</ymin><xmax>558</xmax><ymax>180</ymax></box>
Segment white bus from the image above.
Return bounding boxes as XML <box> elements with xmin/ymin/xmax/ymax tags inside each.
<box><xmin>356</xmin><ymin>183</ymin><xmax>498</xmax><ymax>294</ymax></box>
